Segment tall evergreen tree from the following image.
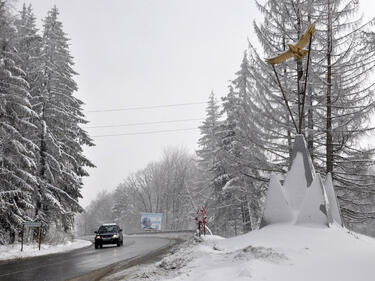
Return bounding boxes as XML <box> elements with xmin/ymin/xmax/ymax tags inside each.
<box><xmin>34</xmin><ymin>7</ymin><xmax>94</xmax><ymax>231</ymax></box>
<box><xmin>14</xmin><ymin>4</ymin><xmax>43</xmax><ymax>105</ymax></box>
<box><xmin>197</xmin><ymin>91</ymin><xmax>222</xmax><ymax>173</ymax></box>
<box><xmin>14</xmin><ymin>4</ymin><xmax>44</xmax><ymax>225</ymax></box>
<box><xmin>196</xmin><ymin>92</ymin><xmax>233</xmax><ymax>235</ymax></box>
<box><xmin>223</xmin><ymin>53</ymin><xmax>269</xmax><ymax>230</ymax></box>
<box><xmin>0</xmin><ymin>0</ymin><xmax>38</xmax><ymax>244</ymax></box>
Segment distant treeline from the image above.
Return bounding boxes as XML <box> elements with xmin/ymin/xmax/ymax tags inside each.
<box><xmin>77</xmin><ymin>148</ymin><xmax>202</xmax><ymax>235</ymax></box>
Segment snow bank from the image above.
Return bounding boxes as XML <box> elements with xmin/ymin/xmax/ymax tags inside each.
<box><xmin>200</xmin><ymin>234</ymin><xmax>224</xmax><ymax>242</ymax></box>
<box><xmin>171</xmin><ymin>225</ymin><xmax>375</xmax><ymax>281</ymax></box>
<box><xmin>113</xmin><ymin>225</ymin><xmax>375</xmax><ymax>281</ymax></box>
<box><xmin>0</xmin><ymin>239</ymin><xmax>91</xmax><ymax>261</ymax></box>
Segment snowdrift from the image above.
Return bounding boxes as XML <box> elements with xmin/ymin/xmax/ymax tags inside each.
<box><xmin>160</xmin><ymin>225</ymin><xmax>375</xmax><ymax>281</ymax></box>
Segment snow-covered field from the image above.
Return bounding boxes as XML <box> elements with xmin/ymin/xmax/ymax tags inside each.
<box><xmin>0</xmin><ymin>239</ymin><xmax>91</xmax><ymax>261</ymax></box>
<box><xmin>105</xmin><ymin>224</ymin><xmax>375</xmax><ymax>281</ymax></box>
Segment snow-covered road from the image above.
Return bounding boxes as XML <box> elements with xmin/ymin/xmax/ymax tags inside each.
<box><xmin>0</xmin><ymin>236</ymin><xmax>174</xmax><ymax>281</ymax></box>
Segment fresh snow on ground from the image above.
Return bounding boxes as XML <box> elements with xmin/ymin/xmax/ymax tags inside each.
<box><xmin>106</xmin><ymin>224</ymin><xmax>375</xmax><ymax>281</ymax></box>
<box><xmin>0</xmin><ymin>239</ymin><xmax>91</xmax><ymax>261</ymax></box>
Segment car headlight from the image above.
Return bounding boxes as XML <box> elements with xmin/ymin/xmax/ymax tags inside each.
<box><xmin>113</xmin><ymin>234</ymin><xmax>119</xmax><ymax>238</ymax></box>
<box><xmin>96</xmin><ymin>235</ymin><xmax>101</xmax><ymax>239</ymax></box>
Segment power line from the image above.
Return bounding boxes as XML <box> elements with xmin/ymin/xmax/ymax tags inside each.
<box><xmin>85</xmin><ymin>118</ymin><xmax>203</xmax><ymax>129</ymax></box>
<box><xmin>92</xmin><ymin>127</ymin><xmax>199</xmax><ymax>138</ymax></box>
<box><xmin>85</xmin><ymin>101</ymin><xmax>206</xmax><ymax>113</ymax></box>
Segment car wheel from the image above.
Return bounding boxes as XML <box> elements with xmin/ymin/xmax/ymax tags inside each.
<box><xmin>95</xmin><ymin>243</ymin><xmax>98</xmax><ymax>249</ymax></box>
<box><xmin>117</xmin><ymin>241</ymin><xmax>121</xmax><ymax>247</ymax></box>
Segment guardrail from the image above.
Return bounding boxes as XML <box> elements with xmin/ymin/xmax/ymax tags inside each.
<box><xmin>78</xmin><ymin>230</ymin><xmax>195</xmax><ymax>236</ymax></box>
<box><xmin>126</xmin><ymin>230</ymin><xmax>195</xmax><ymax>241</ymax></box>
<box><xmin>127</xmin><ymin>230</ymin><xmax>195</xmax><ymax>235</ymax></box>
<box><xmin>76</xmin><ymin>230</ymin><xmax>195</xmax><ymax>241</ymax></box>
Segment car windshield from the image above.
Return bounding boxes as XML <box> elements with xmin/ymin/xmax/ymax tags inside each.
<box><xmin>98</xmin><ymin>225</ymin><xmax>118</xmax><ymax>233</ymax></box>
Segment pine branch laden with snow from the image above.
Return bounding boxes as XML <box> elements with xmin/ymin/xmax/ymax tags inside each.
<box><xmin>0</xmin><ymin>1</ymin><xmax>38</xmax><ymax>244</ymax></box>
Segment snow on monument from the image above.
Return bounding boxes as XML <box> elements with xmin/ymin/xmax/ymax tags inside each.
<box><xmin>260</xmin><ymin>135</ymin><xmax>342</xmax><ymax>227</ymax></box>
<box><xmin>260</xmin><ymin>174</ymin><xmax>294</xmax><ymax>226</ymax></box>
<box><xmin>296</xmin><ymin>174</ymin><xmax>329</xmax><ymax>225</ymax></box>
<box><xmin>324</xmin><ymin>173</ymin><xmax>343</xmax><ymax>226</ymax></box>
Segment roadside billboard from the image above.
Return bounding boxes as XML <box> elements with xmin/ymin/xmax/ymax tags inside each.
<box><xmin>140</xmin><ymin>213</ymin><xmax>163</xmax><ymax>231</ymax></box>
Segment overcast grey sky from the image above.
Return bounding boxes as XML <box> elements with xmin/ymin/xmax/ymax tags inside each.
<box><xmin>15</xmin><ymin>0</ymin><xmax>374</xmax><ymax>207</ymax></box>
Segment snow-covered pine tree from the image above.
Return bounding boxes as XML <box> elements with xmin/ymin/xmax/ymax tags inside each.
<box><xmin>197</xmin><ymin>92</ymin><xmax>222</xmax><ymax>175</ymax></box>
<box><xmin>220</xmin><ymin>85</ymin><xmax>248</xmax><ymax>236</ymax></box>
<box><xmin>34</xmin><ymin>6</ymin><xmax>94</xmax><ymax>231</ymax></box>
<box><xmin>196</xmin><ymin>92</ymin><xmax>233</xmax><ymax>235</ymax></box>
<box><xmin>14</xmin><ymin>4</ymin><xmax>43</xmax><ymax>95</ymax></box>
<box><xmin>0</xmin><ymin>0</ymin><xmax>38</xmax><ymax>244</ymax></box>
<box><xmin>14</xmin><ymin>4</ymin><xmax>45</xmax><ymax>226</ymax></box>
<box><xmin>221</xmin><ymin>52</ymin><xmax>270</xmax><ymax>230</ymax></box>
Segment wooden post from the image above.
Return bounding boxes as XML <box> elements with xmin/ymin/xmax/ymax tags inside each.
<box><xmin>38</xmin><ymin>227</ymin><xmax>41</xmax><ymax>251</ymax></box>
<box><xmin>271</xmin><ymin>64</ymin><xmax>299</xmax><ymax>133</ymax></box>
<box><xmin>326</xmin><ymin>3</ymin><xmax>333</xmax><ymax>174</ymax></box>
<box><xmin>21</xmin><ymin>224</ymin><xmax>24</xmax><ymax>252</ymax></box>
<box><xmin>299</xmin><ymin>33</ymin><xmax>313</xmax><ymax>134</ymax></box>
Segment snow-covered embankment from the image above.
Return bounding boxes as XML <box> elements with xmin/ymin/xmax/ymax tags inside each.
<box><xmin>108</xmin><ymin>224</ymin><xmax>375</xmax><ymax>281</ymax></box>
<box><xmin>0</xmin><ymin>239</ymin><xmax>91</xmax><ymax>262</ymax></box>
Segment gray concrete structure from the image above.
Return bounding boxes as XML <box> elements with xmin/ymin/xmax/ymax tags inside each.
<box><xmin>260</xmin><ymin>134</ymin><xmax>343</xmax><ymax>228</ymax></box>
<box><xmin>324</xmin><ymin>173</ymin><xmax>343</xmax><ymax>225</ymax></box>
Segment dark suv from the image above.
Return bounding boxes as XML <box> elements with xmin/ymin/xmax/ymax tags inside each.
<box><xmin>94</xmin><ymin>223</ymin><xmax>124</xmax><ymax>249</ymax></box>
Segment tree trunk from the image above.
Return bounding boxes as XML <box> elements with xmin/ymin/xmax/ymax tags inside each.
<box><xmin>36</xmin><ymin>105</ymin><xmax>47</xmax><ymax>218</ymax></box>
<box><xmin>297</xmin><ymin>61</ymin><xmax>303</xmax><ymax>133</ymax></box>
<box><xmin>307</xmin><ymin>87</ymin><xmax>314</xmax><ymax>158</ymax></box>
<box><xmin>281</xmin><ymin>23</ymin><xmax>293</xmax><ymax>159</ymax></box>
<box><xmin>326</xmin><ymin>0</ymin><xmax>333</xmax><ymax>174</ymax></box>
<box><xmin>241</xmin><ymin>197</ymin><xmax>251</xmax><ymax>233</ymax></box>
<box><xmin>296</xmin><ymin>8</ymin><xmax>303</xmax><ymax>133</ymax></box>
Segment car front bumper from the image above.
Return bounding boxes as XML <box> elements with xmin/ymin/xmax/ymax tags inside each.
<box><xmin>95</xmin><ymin>237</ymin><xmax>120</xmax><ymax>244</ymax></box>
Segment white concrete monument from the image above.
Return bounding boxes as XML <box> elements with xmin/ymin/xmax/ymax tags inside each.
<box><xmin>260</xmin><ymin>135</ymin><xmax>342</xmax><ymax>227</ymax></box>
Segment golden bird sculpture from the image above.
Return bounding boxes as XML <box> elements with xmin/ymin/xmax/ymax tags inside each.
<box><xmin>266</xmin><ymin>23</ymin><xmax>315</xmax><ymax>65</ymax></box>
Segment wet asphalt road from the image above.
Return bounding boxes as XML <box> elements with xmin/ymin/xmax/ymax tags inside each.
<box><xmin>0</xmin><ymin>236</ymin><xmax>171</xmax><ymax>281</ymax></box>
